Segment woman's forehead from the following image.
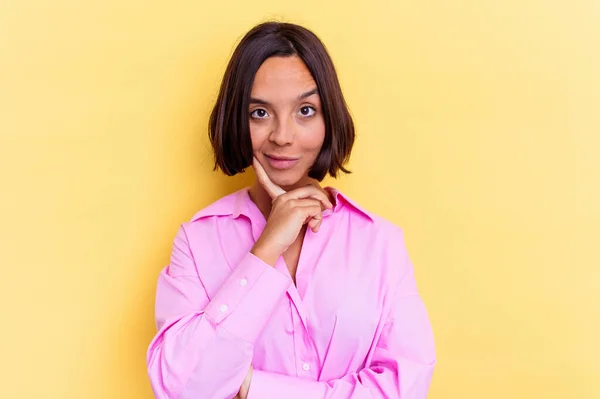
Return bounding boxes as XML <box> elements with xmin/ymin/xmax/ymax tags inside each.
<box><xmin>251</xmin><ymin>56</ymin><xmax>318</xmax><ymax>99</ymax></box>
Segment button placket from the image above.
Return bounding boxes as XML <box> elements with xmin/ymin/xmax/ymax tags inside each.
<box><xmin>292</xmin><ymin>310</ymin><xmax>314</xmax><ymax>376</ymax></box>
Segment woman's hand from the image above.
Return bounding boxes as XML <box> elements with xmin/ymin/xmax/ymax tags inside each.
<box><xmin>251</xmin><ymin>157</ymin><xmax>333</xmax><ymax>265</ymax></box>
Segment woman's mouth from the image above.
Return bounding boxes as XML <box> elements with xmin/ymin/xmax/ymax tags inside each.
<box><xmin>264</xmin><ymin>154</ymin><xmax>300</xmax><ymax>170</ymax></box>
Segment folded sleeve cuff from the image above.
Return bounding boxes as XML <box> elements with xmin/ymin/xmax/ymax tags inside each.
<box><xmin>204</xmin><ymin>252</ymin><xmax>291</xmax><ymax>342</ymax></box>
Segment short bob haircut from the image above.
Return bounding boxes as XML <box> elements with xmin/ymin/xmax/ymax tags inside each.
<box><xmin>209</xmin><ymin>22</ymin><xmax>355</xmax><ymax>181</ymax></box>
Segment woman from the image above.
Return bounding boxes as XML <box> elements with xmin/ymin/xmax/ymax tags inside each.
<box><xmin>147</xmin><ymin>21</ymin><xmax>436</xmax><ymax>399</ymax></box>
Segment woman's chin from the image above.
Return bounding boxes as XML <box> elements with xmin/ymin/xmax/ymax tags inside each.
<box><xmin>269</xmin><ymin>170</ymin><xmax>306</xmax><ymax>190</ymax></box>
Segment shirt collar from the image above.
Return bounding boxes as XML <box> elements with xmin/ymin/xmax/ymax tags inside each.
<box><xmin>325</xmin><ymin>186</ymin><xmax>373</xmax><ymax>222</ymax></box>
<box><xmin>191</xmin><ymin>186</ymin><xmax>373</xmax><ymax>223</ymax></box>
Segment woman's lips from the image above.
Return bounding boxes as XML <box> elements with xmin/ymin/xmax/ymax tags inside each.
<box><xmin>264</xmin><ymin>155</ymin><xmax>300</xmax><ymax>170</ymax></box>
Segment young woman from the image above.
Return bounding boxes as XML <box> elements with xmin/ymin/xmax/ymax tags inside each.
<box><xmin>147</xmin><ymin>22</ymin><xmax>436</xmax><ymax>399</ymax></box>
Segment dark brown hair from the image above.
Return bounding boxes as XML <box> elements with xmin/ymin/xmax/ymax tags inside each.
<box><xmin>208</xmin><ymin>21</ymin><xmax>355</xmax><ymax>181</ymax></box>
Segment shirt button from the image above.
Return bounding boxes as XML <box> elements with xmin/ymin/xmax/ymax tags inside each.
<box><xmin>302</xmin><ymin>363</ymin><xmax>310</xmax><ymax>371</ymax></box>
<box><xmin>219</xmin><ymin>304</ymin><xmax>228</xmax><ymax>313</ymax></box>
<box><xmin>240</xmin><ymin>278</ymin><xmax>248</xmax><ymax>286</ymax></box>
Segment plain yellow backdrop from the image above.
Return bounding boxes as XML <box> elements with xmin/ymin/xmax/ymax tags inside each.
<box><xmin>1</xmin><ymin>1</ymin><xmax>598</xmax><ymax>398</ymax></box>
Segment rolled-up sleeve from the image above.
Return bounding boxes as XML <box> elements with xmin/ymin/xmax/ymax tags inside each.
<box><xmin>146</xmin><ymin>224</ymin><xmax>291</xmax><ymax>399</ymax></box>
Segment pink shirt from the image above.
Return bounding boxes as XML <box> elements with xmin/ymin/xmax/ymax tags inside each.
<box><xmin>147</xmin><ymin>187</ymin><xmax>436</xmax><ymax>398</ymax></box>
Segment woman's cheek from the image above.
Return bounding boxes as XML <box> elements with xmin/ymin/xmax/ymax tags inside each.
<box><xmin>249</xmin><ymin>123</ymin><xmax>267</xmax><ymax>151</ymax></box>
<box><xmin>307</xmin><ymin>120</ymin><xmax>326</xmax><ymax>152</ymax></box>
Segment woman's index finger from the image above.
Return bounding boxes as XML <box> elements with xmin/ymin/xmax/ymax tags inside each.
<box><xmin>253</xmin><ymin>157</ymin><xmax>286</xmax><ymax>198</ymax></box>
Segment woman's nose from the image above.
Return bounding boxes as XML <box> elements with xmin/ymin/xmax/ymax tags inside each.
<box><xmin>269</xmin><ymin>117</ymin><xmax>294</xmax><ymax>146</ymax></box>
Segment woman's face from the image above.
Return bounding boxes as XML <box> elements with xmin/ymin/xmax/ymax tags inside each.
<box><xmin>249</xmin><ymin>56</ymin><xmax>325</xmax><ymax>190</ymax></box>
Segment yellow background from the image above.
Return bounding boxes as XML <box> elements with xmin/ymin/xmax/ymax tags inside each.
<box><xmin>1</xmin><ymin>1</ymin><xmax>598</xmax><ymax>398</ymax></box>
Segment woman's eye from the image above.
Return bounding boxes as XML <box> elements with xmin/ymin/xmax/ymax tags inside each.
<box><xmin>299</xmin><ymin>106</ymin><xmax>316</xmax><ymax>117</ymax></box>
<box><xmin>251</xmin><ymin>109</ymin><xmax>268</xmax><ymax>119</ymax></box>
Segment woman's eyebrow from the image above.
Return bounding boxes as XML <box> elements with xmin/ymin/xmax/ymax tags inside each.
<box><xmin>249</xmin><ymin>88</ymin><xmax>319</xmax><ymax>105</ymax></box>
<box><xmin>297</xmin><ymin>88</ymin><xmax>319</xmax><ymax>100</ymax></box>
<box><xmin>249</xmin><ymin>97</ymin><xmax>269</xmax><ymax>105</ymax></box>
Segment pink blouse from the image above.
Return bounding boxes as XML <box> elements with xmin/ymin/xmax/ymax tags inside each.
<box><xmin>147</xmin><ymin>187</ymin><xmax>436</xmax><ymax>398</ymax></box>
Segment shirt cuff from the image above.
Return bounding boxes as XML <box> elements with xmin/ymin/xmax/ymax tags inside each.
<box><xmin>247</xmin><ymin>370</ymin><xmax>326</xmax><ymax>399</ymax></box>
<box><xmin>204</xmin><ymin>252</ymin><xmax>291</xmax><ymax>342</ymax></box>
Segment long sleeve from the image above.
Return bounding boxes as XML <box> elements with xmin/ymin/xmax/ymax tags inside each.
<box><xmin>246</xmin><ymin>233</ymin><xmax>436</xmax><ymax>399</ymax></box>
<box><xmin>146</xmin><ymin>224</ymin><xmax>292</xmax><ymax>399</ymax></box>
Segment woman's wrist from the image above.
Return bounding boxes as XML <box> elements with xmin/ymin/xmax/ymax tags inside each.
<box><xmin>250</xmin><ymin>241</ymin><xmax>281</xmax><ymax>266</ymax></box>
